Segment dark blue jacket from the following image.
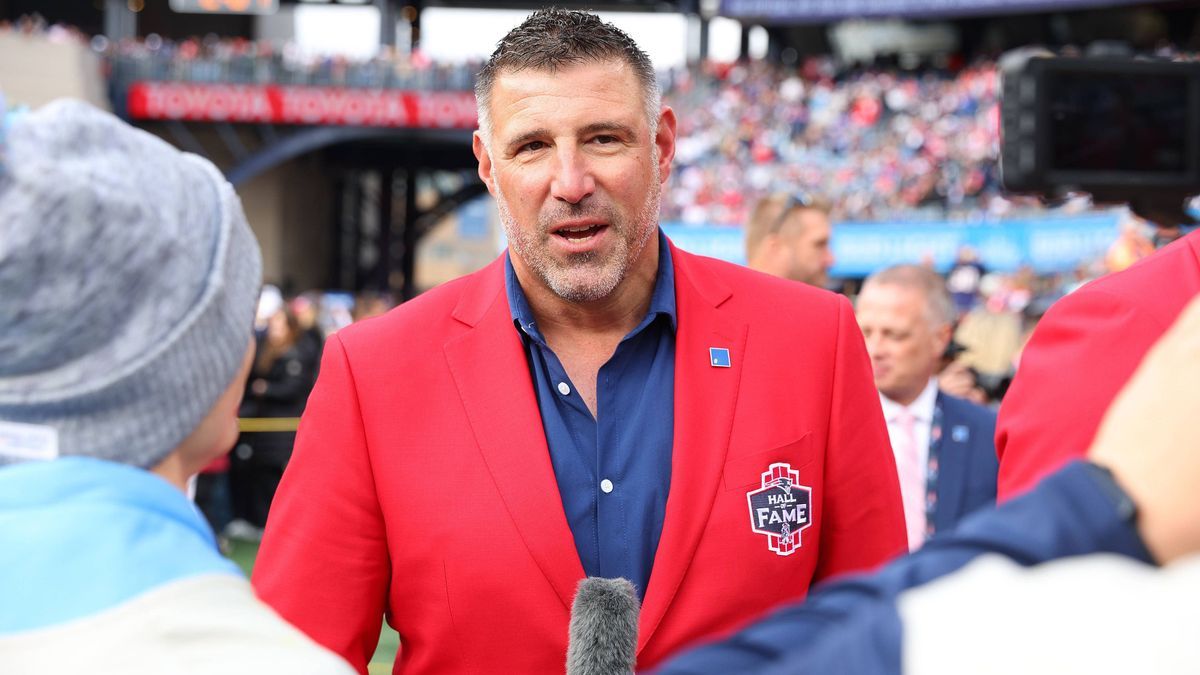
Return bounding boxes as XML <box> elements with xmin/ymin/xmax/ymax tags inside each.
<box><xmin>930</xmin><ymin>391</ymin><xmax>998</xmax><ymax>536</ymax></box>
<box><xmin>654</xmin><ymin>462</ymin><xmax>1153</xmax><ymax>674</ymax></box>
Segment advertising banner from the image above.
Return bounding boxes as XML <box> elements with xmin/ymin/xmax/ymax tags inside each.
<box><xmin>127</xmin><ymin>82</ymin><xmax>478</xmax><ymax>129</ymax></box>
<box><xmin>663</xmin><ymin>212</ymin><xmax>1124</xmax><ymax>277</ymax></box>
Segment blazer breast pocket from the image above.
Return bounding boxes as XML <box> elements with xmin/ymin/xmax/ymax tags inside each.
<box><xmin>722</xmin><ymin>433</ymin><xmax>816</xmax><ymax>492</ymax></box>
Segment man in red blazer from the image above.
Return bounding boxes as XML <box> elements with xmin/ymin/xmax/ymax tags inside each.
<box><xmin>996</xmin><ymin>230</ymin><xmax>1200</xmax><ymax>499</ymax></box>
<box><xmin>252</xmin><ymin>9</ymin><xmax>906</xmax><ymax>673</ymax></box>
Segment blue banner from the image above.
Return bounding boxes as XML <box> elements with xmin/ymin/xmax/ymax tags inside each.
<box><xmin>662</xmin><ymin>212</ymin><xmax>1123</xmax><ymax>277</ymax></box>
<box><xmin>721</xmin><ymin>0</ymin><xmax>1147</xmax><ymax>21</ymax></box>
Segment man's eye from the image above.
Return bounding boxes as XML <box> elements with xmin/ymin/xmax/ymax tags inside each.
<box><xmin>592</xmin><ymin>135</ymin><xmax>617</xmax><ymax>145</ymax></box>
<box><xmin>519</xmin><ymin>141</ymin><xmax>547</xmax><ymax>153</ymax></box>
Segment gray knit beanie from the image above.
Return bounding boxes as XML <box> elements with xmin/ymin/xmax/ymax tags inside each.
<box><xmin>0</xmin><ymin>99</ymin><xmax>262</xmax><ymax>469</ymax></box>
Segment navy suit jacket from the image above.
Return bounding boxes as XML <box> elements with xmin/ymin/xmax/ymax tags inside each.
<box><xmin>931</xmin><ymin>392</ymin><xmax>998</xmax><ymax>536</ymax></box>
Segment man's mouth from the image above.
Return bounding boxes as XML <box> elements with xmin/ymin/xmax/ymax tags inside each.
<box><xmin>554</xmin><ymin>223</ymin><xmax>607</xmax><ymax>242</ymax></box>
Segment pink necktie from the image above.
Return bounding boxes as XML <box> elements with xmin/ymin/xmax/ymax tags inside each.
<box><xmin>895</xmin><ymin>408</ymin><xmax>925</xmax><ymax>550</ymax></box>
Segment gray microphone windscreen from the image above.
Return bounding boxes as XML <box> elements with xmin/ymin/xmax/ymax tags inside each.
<box><xmin>566</xmin><ymin>577</ymin><xmax>640</xmax><ymax>675</ymax></box>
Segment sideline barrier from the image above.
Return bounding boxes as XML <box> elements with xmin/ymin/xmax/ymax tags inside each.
<box><xmin>126</xmin><ymin>82</ymin><xmax>479</xmax><ymax>129</ymax></box>
<box><xmin>237</xmin><ymin>417</ymin><xmax>301</xmax><ymax>433</ymax></box>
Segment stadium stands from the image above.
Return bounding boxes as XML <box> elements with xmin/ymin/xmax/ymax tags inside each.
<box><xmin>661</xmin><ymin>58</ymin><xmax>1004</xmax><ymax>224</ymax></box>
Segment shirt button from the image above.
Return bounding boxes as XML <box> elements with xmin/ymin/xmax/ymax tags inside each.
<box><xmin>600</xmin><ymin>479</ymin><xmax>614</xmax><ymax>494</ymax></box>
<box><xmin>557</xmin><ymin>382</ymin><xmax>571</xmax><ymax>396</ymax></box>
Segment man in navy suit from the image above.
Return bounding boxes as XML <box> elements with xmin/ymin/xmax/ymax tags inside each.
<box><xmin>856</xmin><ymin>264</ymin><xmax>998</xmax><ymax>549</ymax></box>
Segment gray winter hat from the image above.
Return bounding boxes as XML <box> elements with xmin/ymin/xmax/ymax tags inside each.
<box><xmin>0</xmin><ymin>99</ymin><xmax>262</xmax><ymax>469</ymax></box>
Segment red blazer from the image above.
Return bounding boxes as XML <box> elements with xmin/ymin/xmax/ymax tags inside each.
<box><xmin>253</xmin><ymin>242</ymin><xmax>906</xmax><ymax>674</ymax></box>
<box><xmin>996</xmin><ymin>232</ymin><xmax>1200</xmax><ymax>499</ymax></box>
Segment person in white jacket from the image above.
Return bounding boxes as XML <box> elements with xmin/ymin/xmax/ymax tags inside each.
<box><xmin>0</xmin><ymin>99</ymin><xmax>352</xmax><ymax>675</ymax></box>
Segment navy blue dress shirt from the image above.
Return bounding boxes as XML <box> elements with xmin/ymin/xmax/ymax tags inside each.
<box><xmin>505</xmin><ymin>231</ymin><xmax>676</xmax><ymax>599</ymax></box>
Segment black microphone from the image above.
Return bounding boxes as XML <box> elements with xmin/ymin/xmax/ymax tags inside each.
<box><xmin>566</xmin><ymin>577</ymin><xmax>641</xmax><ymax>675</ymax></box>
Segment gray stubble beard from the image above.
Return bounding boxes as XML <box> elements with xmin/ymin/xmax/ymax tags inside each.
<box><xmin>497</xmin><ymin>163</ymin><xmax>662</xmax><ymax>304</ymax></box>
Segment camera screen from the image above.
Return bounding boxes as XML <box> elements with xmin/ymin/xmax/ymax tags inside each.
<box><xmin>1048</xmin><ymin>72</ymin><xmax>1190</xmax><ymax>174</ymax></box>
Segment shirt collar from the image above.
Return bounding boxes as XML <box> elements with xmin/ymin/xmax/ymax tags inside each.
<box><xmin>880</xmin><ymin>377</ymin><xmax>939</xmax><ymax>423</ymax></box>
<box><xmin>505</xmin><ymin>229</ymin><xmax>677</xmax><ymax>343</ymax></box>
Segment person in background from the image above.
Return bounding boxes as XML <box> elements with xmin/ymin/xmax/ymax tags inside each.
<box><xmin>1104</xmin><ymin>219</ymin><xmax>1155</xmax><ymax>274</ymax></box>
<box><xmin>856</xmin><ymin>265</ymin><xmax>998</xmax><ymax>550</ymax></box>
<box><xmin>0</xmin><ymin>99</ymin><xmax>351</xmax><ymax>674</ymax></box>
<box><xmin>291</xmin><ymin>292</ymin><xmax>326</xmax><ymax>366</ymax></box>
<box><xmin>1151</xmin><ymin>222</ymin><xmax>1184</xmax><ymax>249</ymax></box>
<box><xmin>952</xmin><ymin>272</ymin><xmax>1023</xmax><ymax>396</ymax></box>
<box><xmin>945</xmin><ymin>245</ymin><xmax>985</xmax><ymax>317</ymax></box>
<box><xmin>230</xmin><ymin>305</ymin><xmax>317</xmax><ymax>535</ymax></box>
<box><xmin>255</xmin><ymin>284</ymin><xmax>284</xmax><ymax>334</ymax></box>
<box><xmin>936</xmin><ymin>356</ymin><xmax>990</xmax><ymax>407</ymax></box>
<box><xmin>200</xmin><ymin>283</ymin><xmax>293</xmax><ymax>542</ymax></box>
<box><xmin>351</xmin><ymin>291</ymin><xmax>394</xmax><ymax>322</ymax></box>
<box><xmin>194</xmin><ymin>447</ymin><xmax>235</xmax><ymax>552</ymax></box>
<box><xmin>744</xmin><ymin>192</ymin><xmax>836</xmax><ymax>288</ymax></box>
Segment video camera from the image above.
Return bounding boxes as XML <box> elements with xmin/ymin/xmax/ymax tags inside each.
<box><xmin>1000</xmin><ymin>53</ymin><xmax>1200</xmax><ymax>225</ymax></box>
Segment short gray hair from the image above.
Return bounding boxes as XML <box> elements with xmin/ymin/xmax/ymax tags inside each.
<box><xmin>474</xmin><ymin>8</ymin><xmax>661</xmax><ymax>144</ymax></box>
<box><xmin>862</xmin><ymin>264</ymin><xmax>955</xmax><ymax>328</ymax></box>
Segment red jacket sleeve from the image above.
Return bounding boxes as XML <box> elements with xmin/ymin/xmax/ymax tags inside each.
<box><xmin>814</xmin><ymin>295</ymin><xmax>908</xmax><ymax>581</ymax></box>
<box><xmin>252</xmin><ymin>335</ymin><xmax>390</xmax><ymax>674</ymax></box>
<box><xmin>995</xmin><ymin>287</ymin><xmax>1165</xmax><ymax>501</ymax></box>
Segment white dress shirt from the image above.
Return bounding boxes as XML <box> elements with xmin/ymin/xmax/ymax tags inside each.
<box><xmin>880</xmin><ymin>378</ymin><xmax>939</xmax><ymax>549</ymax></box>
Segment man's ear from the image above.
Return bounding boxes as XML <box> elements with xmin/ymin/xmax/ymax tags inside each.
<box><xmin>747</xmin><ymin>232</ymin><xmax>782</xmax><ymax>272</ymax></box>
<box><xmin>655</xmin><ymin>106</ymin><xmax>678</xmax><ymax>184</ymax></box>
<box><xmin>932</xmin><ymin>321</ymin><xmax>954</xmax><ymax>359</ymax></box>
<box><xmin>473</xmin><ymin>132</ymin><xmax>498</xmax><ymax>197</ymax></box>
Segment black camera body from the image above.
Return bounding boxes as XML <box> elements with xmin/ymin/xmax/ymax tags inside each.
<box><xmin>1000</xmin><ymin>55</ymin><xmax>1200</xmax><ymax>222</ymax></box>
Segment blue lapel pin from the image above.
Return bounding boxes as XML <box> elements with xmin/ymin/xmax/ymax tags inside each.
<box><xmin>951</xmin><ymin>425</ymin><xmax>969</xmax><ymax>443</ymax></box>
<box><xmin>709</xmin><ymin>347</ymin><xmax>731</xmax><ymax>368</ymax></box>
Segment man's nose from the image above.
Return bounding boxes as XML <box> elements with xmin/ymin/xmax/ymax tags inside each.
<box><xmin>550</xmin><ymin>147</ymin><xmax>596</xmax><ymax>204</ymax></box>
<box><xmin>863</xmin><ymin>333</ymin><xmax>883</xmax><ymax>359</ymax></box>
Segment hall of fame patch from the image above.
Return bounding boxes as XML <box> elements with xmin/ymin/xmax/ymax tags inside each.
<box><xmin>746</xmin><ymin>462</ymin><xmax>812</xmax><ymax>556</ymax></box>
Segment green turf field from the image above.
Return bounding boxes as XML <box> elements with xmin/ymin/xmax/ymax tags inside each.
<box><xmin>227</xmin><ymin>538</ymin><xmax>400</xmax><ymax>672</ymax></box>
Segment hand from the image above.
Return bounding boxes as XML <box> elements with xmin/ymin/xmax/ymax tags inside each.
<box><xmin>938</xmin><ymin>360</ymin><xmax>988</xmax><ymax>405</ymax></box>
<box><xmin>1088</xmin><ymin>293</ymin><xmax>1200</xmax><ymax>564</ymax></box>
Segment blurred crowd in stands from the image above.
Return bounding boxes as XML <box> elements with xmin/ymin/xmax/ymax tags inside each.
<box><xmin>0</xmin><ymin>13</ymin><xmax>87</xmax><ymax>43</ymax></box>
<box><xmin>101</xmin><ymin>35</ymin><xmax>479</xmax><ymax>91</ymax></box>
<box><xmin>661</xmin><ymin>59</ymin><xmax>1006</xmax><ymax>224</ymax></box>
<box><xmin>10</xmin><ymin>13</ymin><xmax>1010</xmax><ymax>222</ymax></box>
<box><xmin>97</xmin><ymin>36</ymin><xmax>1009</xmax><ymax>222</ymax></box>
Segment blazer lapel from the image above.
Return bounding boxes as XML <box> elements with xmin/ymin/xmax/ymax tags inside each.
<box><xmin>443</xmin><ymin>258</ymin><xmax>585</xmax><ymax>611</ymax></box>
<box><xmin>638</xmin><ymin>244</ymin><xmax>748</xmax><ymax>653</ymax></box>
<box><xmin>933</xmin><ymin>393</ymin><xmax>968</xmax><ymax>533</ymax></box>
